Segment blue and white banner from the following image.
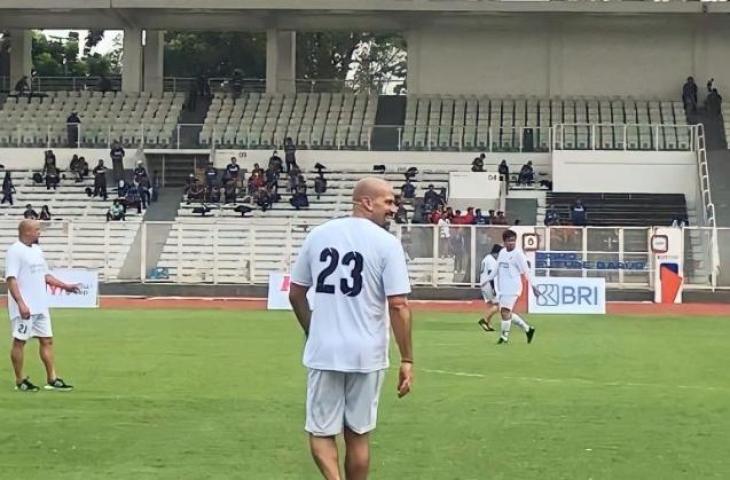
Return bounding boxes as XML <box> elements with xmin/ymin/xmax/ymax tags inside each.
<box><xmin>528</xmin><ymin>277</ymin><xmax>606</xmax><ymax>314</ymax></box>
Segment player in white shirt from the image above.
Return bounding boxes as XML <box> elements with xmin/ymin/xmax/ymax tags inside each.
<box><xmin>6</xmin><ymin>220</ymin><xmax>80</xmax><ymax>392</ymax></box>
<box><xmin>477</xmin><ymin>244</ymin><xmax>502</xmax><ymax>333</ymax></box>
<box><xmin>483</xmin><ymin>229</ymin><xmax>538</xmax><ymax>344</ymax></box>
<box><xmin>289</xmin><ymin>177</ymin><xmax>414</xmax><ymax>480</ymax></box>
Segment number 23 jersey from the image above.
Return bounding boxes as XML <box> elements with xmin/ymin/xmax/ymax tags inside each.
<box><xmin>291</xmin><ymin>217</ymin><xmax>411</xmax><ymax>373</ymax></box>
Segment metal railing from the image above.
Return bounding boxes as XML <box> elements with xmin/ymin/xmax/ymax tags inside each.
<box><xmin>0</xmin><ymin>220</ymin><xmax>721</xmax><ymax>288</ymax></box>
<box><xmin>693</xmin><ymin>124</ymin><xmax>720</xmax><ymax>286</ymax></box>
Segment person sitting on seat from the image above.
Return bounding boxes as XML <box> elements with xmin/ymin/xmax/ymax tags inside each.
<box><xmin>290</xmin><ymin>185</ymin><xmax>309</xmax><ymax>210</ymax></box>
<box><xmin>471</xmin><ymin>153</ymin><xmax>486</xmax><ymax>172</ymax></box>
<box><xmin>186</xmin><ymin>177</ymin><xmax>205</xmax><ymax>204</ymax></box>
<box><xmin>517</xmin><ymin>161</ymin><xmax>535</xmax><ymax>185</ymax></box>
<box><xmin>255</xmin><ymin>186</ymin><xmax>273</xmax><ymax>212</ymax></box>
<box><xmin>14</xmin><ymin>76</ymin><xmax>30</xmax><ymax>96</ymax></box>
<box><xmin>39</xmin><ymin>205</ymin><xmax>52</xmax><ymax>221</ymax></box>
<box><xmin>544</xmin><ymin>205</ymin><xmax>560</xmax><ymax>226</ymax></box>
<box><xmin>224</xmin><ymin>178</ymin><xmax>237</xmax><ymax>204</ymax></box>
<box><xmin>401</xmin><ymin>178</ymin><xmax>416</xmax><ymax>202</ymax></box>
<box><xmin>106</xmin><ymin>199</ymin><xmax>126</xmax><ymax>221</ymax></box>
<box><xmin>570</xmin><ymin>199</ymin><xmax>587</xmax><ymax>226</ymax></box>
<box><xmin>23</xmin><ymin>204</ymin><xmax>38</xmax><ymax>220</ymax></box>
<box><xmin>133</xmin><ymin>160</ymin><xmax>148</xmax><ymax>183</ymax></box>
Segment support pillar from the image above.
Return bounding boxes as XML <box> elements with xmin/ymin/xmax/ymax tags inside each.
<box><xmin>144</xmin><ymin>30</ymin><xmax>165</xmax><ymax>94</ymax></box>
<box><xmin>405</xmin><ymin>30</ymin><xmax>420</xmax><ymax>94</ymax></box>
<box><xmin>8</xmin><ymin>29</ymin><xmax>33</xmax><ymax>87</ymax></box>
<box><xmin>122</xmin><ymin>27</ymin><xmax>143</xmax><ymax>93</ymax></box>
<box><xmin>266</xmin><ymin>30</ymin><xmax>296</xmax><ymax>94</ymax></box>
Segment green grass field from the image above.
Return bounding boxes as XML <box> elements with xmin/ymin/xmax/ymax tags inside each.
<box><xmin>0</xmin><ymin>309</ymin><xmax>728</xmax><ymax>480</ymax></box>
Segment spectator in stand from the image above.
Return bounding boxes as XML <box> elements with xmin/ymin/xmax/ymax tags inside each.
<box><xmin>208</xmin><ymin>185</ymin><xmax>222</xmax><ymax>204</ymax></box>
<box><xmin>424</xmin><ymin>184</ymin><xmax>441</xmax><ymax>211</ymax></box>
<box><xmin>255</xmin><ymin>186</ymin><xmax>273</xmax><ymax>212</ymax></box>
<box><xmin>125</xmin><ymin>182</ymin><xmax>143</xmax><ymax>214</ymax></box>
<box><xmin>252</xmin><ymin>162</ymin><xmax>265</xmax><ymax>177</ymax></box>
<box><xmin>268</xmin><ymin>150</ymin><xmax>283</xmax><ymax>174</ymax></box>
<box><xmin>226</xmin><ymin>157</ymin><xmax>241</xmax><ymax>186</ymax></box>
<box><xmin>472</xmin><ymin>153</ymin><xmax>486</xmax><ymax>172</ymax></box>
<box><xmin>288</xmin><ymin>169</ymin><xmax>301</xmax><ymax>193</ymax></box>
<box><xmin>98</xmin><ymin>74</ymin><xmax>112</xmax><ymax>94</ymax></box>
<box><xmin>107</xmin><ymin>199</ymin><xmax>125</xmax><ymax>221</ymax></box>
<box><xmin>42</xmin><ymin>159</ymin><xmax>60</xmax><ymax>190</ymax></box>
<box><xmin>184</xmin><ymin>173</ymin><xmax>195</xmax><ymax>194</ymax></box>
<box><xmin>265</xmin><ymin>165</ymin><xmax>280</xmax><ymax>199</ymax></box>
<box><xmin>204</xmin><ymin>163</ymin><xmax>218</xmax><ymax>192</ymax></box>
<box><xmin>314</xmin><ymin>171</ymin><xmax>327</xmax><ymax>200</ymax></box>
<box><xmin>444</xmin><ymin>206</ymin><xmax>455</xmax><ymax>221</ymax></box>
<box><xmin>230</xmin><ymin>69</ymin><xmax>244</xmax><ymax>98</ymax></box>
<box><xmin>224</xmin><ymin>178</ymin><xmax>237</xmax><ymax>204</ymax></box>
<box><xmin>116</xmin><ymin>179</ymin><xmax>128</xmax><ymax>200</ymax></box>
<box><xmin>23</xmin><ymin>204</ymin><xmax>38</xmax><ymax>219</ymax></box>
<box><xmin>544</xmin><ymin>205</ymin><xmax>560</xmax><ymax>226</ymax></box>
<box><xmin>92</xmin><ymin>160</ymin><xmax>108</xmax><ymax>200</ymax></box>
<box><xmin>69</xmin><ymin>154</ymin><xmax>89</xmax><ymax>182</ymax></box>
<box><xmin>138</xmin><ymin>176</ymin><xmax>151</xmax><ymax>210</ymax></box>
<box><xmin>473</xmin><ymin>208</ymin><xmax>489</xmax><ymax>225</ymax></box>
<box><xmin>283</xmin><ymin>137</ymin><xmax>296</xmax><ymax>173</ymax></box>
<box><xmin>395</xmin><ymin>200</ymin><xmax>408</xmax><ymax>224</ymax></box>
<box><xmin>14</xmin><ymin>76</ymin><xmax>29</xmax><ymax>96</ymax></box>
<box><xmin>39</xmin><ymin>205</ymin><xmax>52</xmax><ymax>221</ymax></box>
<box><xmin>133</xmin><ymin>160</ymin><xmax>148</xmax><ymax>183</ymax></box>
<box><xmin>187</xmin><ymin>178</ymin><xmax>205</xmax><ymax>204</ymax></box>
<box><xmin>438</xmin><ymin>215</ymin><xmax>451</xmax><ymax>256</ymax></box>
<box><xmin>151</xmin><ymin>170</ymin><xmax>161</xmax><ymax>202</ymax></box>
<box><xmin>493</xmin><ymin>211</ymin><xmax>508</xmax><ymax>225</ymax></box>
<box><xmin>518</xmin><ymin>161</ymin><xmax>535</xmax><ymax>186</ymax></box>
<box><xmin>290</xmin><ymin>184</ymin><xmax>310</xmax><ymax>210</ymax></box>
<box><xmin>2</xmin><ymin>171</ymin><xmax>16</xmax><ymax>205</ymax></box>
<box><xmin>429</xmin><ymin>206</ymin><xmax>443</xmax><ymax>225</ymax></box>
<box><xmin>452</xmin><ymin>210</ymin><xmax>464</xmax><ymax>225</ymax></box>
<box><xmin>498</xmin><ymin>159</ymin><xmax>510</xmax><ymax>192</ymax></box>
<box><xmin>488</xmin><ymin>209</ymin><xmax>496</xmax><ymax>223</ymax></box>
<box><xmin>463</xmin><ymin>207</ymin><xmax>475</xmax><ymax>224</ymax></box>
<box><xmin>401</xmin><ymin>178</ymin><xmax>416</xmax><ymax>203</ymax></box>
<box><xmin>66</xmin><ymin>112</ymin><xmax>81</xmax><ymax>147</ymax></box>
<box><xmin>682</xmin><ymin>76</ymin><xmax>698</xmax><ymax>113</ymax></box>
<box><xmin>109</xmin><ymin>142</ymin><xmax>125</xmax><ymax>183</ymax></box>
<box><xmin>571</xmin><ymin>199</ymin><xmax>587</xmax><ymax>226</ymax></box>
<box><xmin>706</xmin><ymin>80</ymin><xmax>722</xmax><ymax>116</ymax></box>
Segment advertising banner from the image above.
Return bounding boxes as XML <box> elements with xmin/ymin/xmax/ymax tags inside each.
<box><xmin>528</xmin><ymin>276</ymin><xmax>605</xmax><ymax>314</ymax></box>
<box><xmin>47</xmin><ymin>269</ymin><xmax>99</xmax><ymax>308</ymax></box>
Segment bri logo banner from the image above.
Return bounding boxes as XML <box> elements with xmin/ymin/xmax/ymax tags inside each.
<box><xmin>528</xmin><ymin>277</ymin><xmax>605</xmax><ymax>314</ymax></box>
<box><xmin>47</xmin><ymin>269</ymin><xmax>99</xmax><ymax>308</ymax></box>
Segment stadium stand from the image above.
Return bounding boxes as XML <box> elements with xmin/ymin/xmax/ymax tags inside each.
<box><xmin>154</xmin><ymin>168</ymin><xmax>453</xmax><ymax>283</ymax></box>
<box><xmin>401</xmin><ymin>95</ymin><xmax>690</xmax><ymax>151</ymax></box>
<box><xmin>545</xmin><ymin>192</ymin><xmax>688</xmax><ymax>227</ymax></box>
<box><xmin>198</xmin><ymin>92</ymin><xmax>378</xmax><ymax>149</ymax></box>
<box><xmin>0</xmin><ymin>91</ymin><xmax>185</xmax><ymax>148</ymax></box>
<box><xmin>0</xmin><ymin>170</ymin><xmax>143</xmax><ymax>280</ymax></box>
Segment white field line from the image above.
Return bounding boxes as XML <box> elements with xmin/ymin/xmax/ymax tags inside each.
<box><xmin>419</xmin><ymin>368</ymin><xmax>728</xmax><ymax>392</ymax></box>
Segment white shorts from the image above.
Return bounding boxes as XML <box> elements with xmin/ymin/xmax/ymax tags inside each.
<box><xmin>481</xmin><ymin>284</ymin><xmax>496</xmax><ymax>303</ymax></box>
<box><xmin>498</xmin><ymin>295</ymin><xmax>519</xmax><ymax>311</ymax></box>
<box><xmin>305</xmin><ymin>368</ymin><xmax>386</xmax><ymax>437</ymax></box>
<box><xmin>11</xmin><ymin>314</ymin><xmax>53</xmax><ymax>341</ymax></box>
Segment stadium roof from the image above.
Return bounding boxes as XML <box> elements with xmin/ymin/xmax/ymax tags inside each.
<box><xmin>1</xmin><ymin>0</ymin><xmax>728</xmax><ymax>30</ymax></box>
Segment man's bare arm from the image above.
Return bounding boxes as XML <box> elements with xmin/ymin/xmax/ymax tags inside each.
<box><xmin>6</xmin><ymin>277</ymin><xmax>28</xmax><ymax>312</ymax></box>
<box><xmin>389</xmin><ymin>294</ymin><xmax>414</xmax><ymax>398</ymax></box>
<box><xmin>289</xmin><ymin>283</ymin><xmax>312</xmax><ymax>336</ymax></box>
<box><xmin>44</xmin><ymin>274</ymin><xmax>80</xmax><ymax>293</ymax></box>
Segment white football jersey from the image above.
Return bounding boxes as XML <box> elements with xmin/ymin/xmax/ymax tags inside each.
<box><xmin>5</xmin><ymin>241</ymin><xmax>50</xmax><ymax>319</ymax></box>
<box><xmin>291</xmin><ymin>217</ymin><xmax>411</xmax><ymax>373</ymax></box>
<box><xmin>479</xmin><ymin>254</ymin><xmax>498</xmax><ymax>290</ymax></box>
<box><xmin>494</xmin><ymin>247</ymin><xmax>530</xmax><ymax>296</ymax></box>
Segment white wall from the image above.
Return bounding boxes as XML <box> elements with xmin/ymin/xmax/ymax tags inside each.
<box><xmin>408</xmin><ymin>15</ymin><xmax>730</xmax><ymax>98</ymax></box>
<box><xmin>213</xmin><ymin>149</ymin><xmax>550</xmax><ymax>175</ymax></box>
<box><xmin>553</xmin><ymin>151</ymin><xmax>698</xmax><ymax>201</ymax></box>
<box><xmin>0</xmin><ymin>148</ymin><xmax>143</xmax><ymax>170</ymax></box>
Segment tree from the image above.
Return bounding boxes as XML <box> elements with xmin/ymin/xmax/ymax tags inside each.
<box><xmin>164</xmin><ymin>32</ymin><xmax>266</xmax><ymax>78</ymax></box>
<box><xmin>31</xmin><ymin>31</ymin><xmax>120</xmax><ymax>77</ymax></box>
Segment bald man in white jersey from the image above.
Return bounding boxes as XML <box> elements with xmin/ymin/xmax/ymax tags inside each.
<box><xmin>289</xmin><ymin>177</ymin><xmax>414</xmax><ymax>480</ymax></box>
<box><xmin>483</xmin><ymin>229</ymin><xmax>538</xmax><ymax>344</ymax></box>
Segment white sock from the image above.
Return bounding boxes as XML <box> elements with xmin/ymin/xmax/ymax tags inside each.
<box><xmin>500</xmin><ymin>319</ymin><xmax>511</xmax><ymax>340</ymax></box>
<box><xmin>511</xmin><ymin>313</ymin><xmax>530</xmax><ymax>332</ymax></box>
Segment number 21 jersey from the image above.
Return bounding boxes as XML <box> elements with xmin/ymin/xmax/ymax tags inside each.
<box><xmin>291</xmin><ymin>217</ymin><xmax>411</xmax><ymax>373</ymax></box>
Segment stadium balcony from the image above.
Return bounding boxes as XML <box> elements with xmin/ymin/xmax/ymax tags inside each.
<box><xmin>0</xmin><ymin>170</ymin><xmax>143</xmax><ymax>281</ymax></box>
<box><xmin>0</xmin><ymin>91</ymin><xmax>185</xmax><ymax>149</ymax></box>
